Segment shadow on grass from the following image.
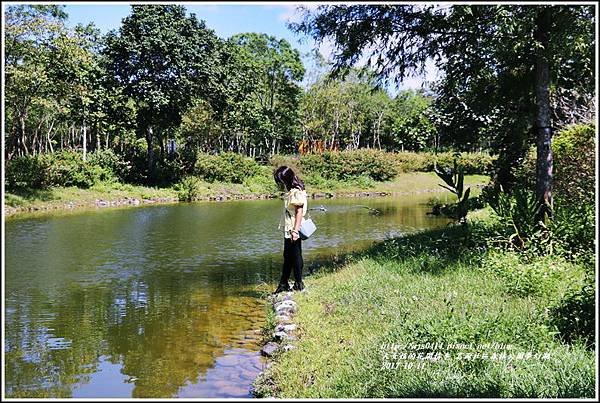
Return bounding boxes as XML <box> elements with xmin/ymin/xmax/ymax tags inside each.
<box><xmin>6</xmin><ymin>188</ymin><xmax>56</xmax><ymax>202</ymax></box>
<box><xmin>305</xmin><ymin>222</ymin><xmax>483</xmax><ymax>279</ymax></box>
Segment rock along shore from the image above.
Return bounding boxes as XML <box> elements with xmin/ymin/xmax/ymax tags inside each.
<box><xmin>260</xmin><ymin>291</ymin><xmax>300</xmax><ymax>358</ymax></box>
<box><xmin>252</xmin><ymin>289</ymin><xmax>304</xmax><ymax>397</ymax></box>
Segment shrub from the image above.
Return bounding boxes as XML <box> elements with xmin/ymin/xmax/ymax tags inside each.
<box><xmin>552</xmin><ymin>123</ymin><xmax>595</xmax><ymax>205</ymax></box>
<box><xmin>549</xmin><ymin>198</ymin><xmax>595</xmax><ymax>262</ymax></box>
<box><xmin>394</xmin><ymin>151</ymin><xmax>430</xmax><ymax>172</ymax></box>
<box><xmin>87</xmin><ymin>149</ymin><xmax>131</xmax><ymax>182</ymax></box>
<box><xmin>5</xmin><ymin>151</ymin><xmax>110</xmax><ymax>190</ymax></box>
<box><xmin>117</xmin><ymin>138</ymin><xmax>150</xmax><ymax>184</ymax></box>
<box><xmin>275</xmin><ymin>150</ymin><xmax>494</xmax><ymax>179</ymax></box>
<box><xmin>302</xmin><ymin>172</ymin><xmax>334</xmax><ymax>190</ymax></box>
<box><xmin>436</xmin><ymin>152</ymin><xmax>495</xmax><ymax>175</ymax></box>
<box><xmin>243</xmin><ymin>166</ymin><xmax>278</xmax><ymax>193</ymax></box>
<box><xmin>299</xmin><ymin>149</ymin><xmax>399</xmax><ymax>181</ymax></box>
<box><xmin>5</xmin><ymin>155</ymin><xmax>51</xmax><ymax>190</ymax></box>
<box><xmin>195</xmin><ymin>152</ymin><xmax>261</xmax><ymax>183</ymax></box>
<box><xmin>175</xmin><ymin>176</ymin><xmax>201</xmax><ymax>201</ymax></box>
<box><xmin>347</xmin><ymin>175</ymin><xmax>376</xmax><ymax>189</ymax></box>
<box><xmin>482</xmin><ymin>250</ymin><xmax>586</xmax><ymax>300</ymax></box>
<box><xmin>268</xmin><ymin>154</ymin><xmax>304</xmax><ymax>175</ymax></box>
<box><xmin>548</xmin><ymin>274</ymin><xmax>595</xmax><ymax>349</ymax></box>
<box><xmin>154</xmin><ymin>156</ymin><xmax>190</xmax><ymax>186</ymax></box>
<box><xmin>515</xmin><ymin>123</ymin><xmax>595</xmax><ymax>205</ymax></box>
<box><xmin>45</xmin><ymin>150</ymin><xmax>109</xmax><ymax>188</ymax></box>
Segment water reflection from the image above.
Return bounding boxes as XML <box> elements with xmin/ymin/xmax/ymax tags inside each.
<box><xmin>5</xmin><ymin>194</ymin><xmax>451</xmax><ymax>397</ymax></box>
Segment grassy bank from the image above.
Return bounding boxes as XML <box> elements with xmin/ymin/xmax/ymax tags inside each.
<box><xmin>4</xmin><ymin>172</ymin><xmax>488</xmax><ymax>217</ymax></box>
<box><xmin>253</xmin><ymin>210</ymin><xmax>595</xmax><ymax>398</ymax></box>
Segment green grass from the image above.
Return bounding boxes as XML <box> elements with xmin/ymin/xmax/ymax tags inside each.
<box><xmin>253</xmin><ymin>212</ymin><xmax>595</xmax><ymax>398</ymax></box>
<box><xmin>5</xmin><ymin>182</ymin><xmax>179</xmax><ymax>209</ymax></box>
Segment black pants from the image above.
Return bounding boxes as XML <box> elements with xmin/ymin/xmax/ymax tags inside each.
<box><xmin>280</xmin><ymin>238</ymin><xmax>303</xmax><ymax>285</ymax></box>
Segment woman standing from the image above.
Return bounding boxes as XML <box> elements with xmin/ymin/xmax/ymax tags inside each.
<box><xmin>274</xmin><ymin>166</ymin><xmax>307</xmax><ymax>293</ymax></box>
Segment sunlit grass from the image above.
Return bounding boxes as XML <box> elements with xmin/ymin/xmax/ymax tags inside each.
<box><xmin>253</xmin><ymin>217</ymin><xmax>595</xmax><ymax>398</ymax></box>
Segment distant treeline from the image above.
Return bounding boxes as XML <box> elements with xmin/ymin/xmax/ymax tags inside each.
<box><xmin>5</xmin><ymin>4</ymin><xmax>477</xmax><ymax>186</ymax></box>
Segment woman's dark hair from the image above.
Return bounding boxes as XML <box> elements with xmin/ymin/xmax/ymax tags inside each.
<box><xmin>274</xmin><ymin>166</ymin><xmax>305</xmax><ymax>191</ymax></box>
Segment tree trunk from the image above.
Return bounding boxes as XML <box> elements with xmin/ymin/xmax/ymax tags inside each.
<box><xmin>19</xmin><ymin>114</ymin><xmax>29</xmax><ymax>156</ymax></box>
<box><xmin>534</xmin><ymin>7</ymin><xmax>553</xmax><ymax>222</ymax></box>
<box><xmin>146</xmin><ymin>125</ymin><xmax>154</xmax><ymax>173</ymax></box>
<box><xmin>159</xmin><ymin>130</ymin><xmax>165</xmax><ymax>161</ymax></box>
<box><xmin>47</xmin><ymin>120</ymin><xmax>54</xmax><ymax>153</ymax></box>
<box><xmin>82</xmin><ymin>121</ymin><xmax>87</xmax><ymax>161</ymax></box>
<box><xmin>96</xmin><ymin>125</ymin><xmax>101</xmax><ymax>151</ymax></box>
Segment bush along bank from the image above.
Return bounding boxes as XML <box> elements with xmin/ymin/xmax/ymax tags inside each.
<box><xmin>5</xmin><ymin>154</ymin><xmax>490</xmax><ymax>218</ymax></box>
<box><xmin>5</xmin><ymin>149</ymin><xmax>494</xmax><ymax>191</ymax></box>
<box><xmin>251</xmin><ymin>210</ymin><xmax>595</xmax><ymax>398</ymax></box>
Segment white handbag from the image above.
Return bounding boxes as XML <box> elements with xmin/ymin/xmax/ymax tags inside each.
<box><xmin>284</xmin><ymin>208</ymin><xmax>317</xmax><ymax>240</ymax></box>
<box><xmin>299</xmin><ymin>216</ymin><xmax>317</xmax><ymax>240</ymax></box>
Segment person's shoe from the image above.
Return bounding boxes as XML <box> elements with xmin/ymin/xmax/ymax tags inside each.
<box><xmin>292</xmin><ymin>281</ymin><xmax>305</xmax><ymax>292</ymax></box>
<box><xmin>274</xmin><ymin>282</ymin><xmax>291</xmax><ymax>294</ymax></box>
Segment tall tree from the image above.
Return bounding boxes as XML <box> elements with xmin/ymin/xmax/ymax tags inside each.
<box><xmin>291</xmin><ymin>4</ymin><xmax>595</xmax><ymax>218</ymax></box>
<box><xmin>230</xmin><ymin>33</ymin><xmax>305</xmax><ymax>156</ymax></box>
<box><xmin>4</xmin><ymin>5</ymin><xmax>69</xmax><ymax>158</ymax></box>
<box><xmin>104</xmin><ymin>5</ymin><xmax>221</xmax><ymax>178</ymax></box>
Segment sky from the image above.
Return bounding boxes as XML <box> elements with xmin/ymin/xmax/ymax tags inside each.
<box><xmin>60</xmin><ymin>2</ymin><xmax>437</xmax><ymax>92</ymax></box>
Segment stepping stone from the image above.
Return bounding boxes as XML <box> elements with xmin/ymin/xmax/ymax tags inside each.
<box><xmin>275</xmin><ymin>314</ymin><xmax>293</xmax><ymax>324</ymax></box>
<box><xmin>273</xmin><ymin>331</ymin><xmax>297</xmax><ymax>342</ymax></box>
<box><xmin>275</xmin><ymin>323</ymin><xmax>297</xmax><ymax>332</ymax></box>
<box><xmin>261</xmin><ymin>342</ymin><xmax>279</xmax><ymax>357</ymax></box>
<box><xmin>274</xmin><ymin>301</ymin><xmax>297</xmax><ymax>314</ymax></box>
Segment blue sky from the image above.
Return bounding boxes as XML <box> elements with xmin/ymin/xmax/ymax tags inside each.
<box><xmin>63</xmin><ymin>3</ymin><xmax>309</xmax><ymax>49</ymax></box>
<box><xmin>61</xmin><ymin>2</ymin><xmax>434</xmax><ymax>91</ymax></box>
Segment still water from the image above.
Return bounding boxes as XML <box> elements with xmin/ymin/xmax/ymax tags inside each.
<box><xmin>4</xmin><ymin>193</ymin><xmax>453</xmax><ymax>398</ymax></box>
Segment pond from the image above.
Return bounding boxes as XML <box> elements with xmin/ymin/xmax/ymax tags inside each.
<box><xmin>4</xmin><ymin>192</ymin><xmax>454</xmax><ymax>398</ymax></box>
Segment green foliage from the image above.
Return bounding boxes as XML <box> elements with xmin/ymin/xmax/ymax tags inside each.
<box><xmin>548</xmin><ymin>274</ymin><xmax>595</xmax><ymax>349</ymax></box>
<box><xmin>394</xmin><ymin>151</ymin><xmax>431</xmax><ymax>172</ymax></box>
<box><xmin>300</xmin><ymin>150</ymin><xmax>399</xmax><ymax>181</ymax></box>
<box><xmin>435</xmin><ymin>153</ymin><xmax>495</xmax><ymax>175</ymax></box>
<box><xmin>153</xmin><ymin>156</ymin><xmax>191</xmax><ymax>187</ymax></box>
<box><xmin>45</xmin><ymin>151</ymin><xmax>111</xmax><ymax>188</ymax></box>
<box><xmin>384</xmin><ymin>89</ymin><xmax>436</xmax><ymax>151</ymax></box>
<box><xmin>552</xmin><ymin>123</ymin><xmax>595</xmax><ymax>205</ymax></box>
<box><xmin>484</xmin><ymin>186</ymin><xmax>549</xmax><ymax>251</ymax></box>
<box><xmin>483</xmin><ymin>251</ymin><xmax>582</xmax><ymax>298</ymax></box>
<box><xmin>5</xmin><ymin>151</ymin><xmax>112</xmax><ymax>190</ymax></box>
<box><xmin>270</xmin><ymin>151</ymin><xmax>493</xmax><ymax>190</ymax></box>
<box><xmin>5</xmin><ymin>155</ymin><xmax>52</xmax><ymax>190</ymax></box>
<box><xmin>87</xmin><ymin>149</ymin><xmax>131</xmax><ymax>182</ymax></box>
<box><xmin>174</xmin><ymin>176</ymin><xmax>201</xmax><ymax>202</ymax></box>
<box><xmin>300</xmin><ymin>70</ymin><xmax>433</xmax><ymax>151</ymax></box>
<box><xmin>434</xmin><ymin>157</ymin><xmax>471</xmax><ymax>223</ymax></box>
<box><xmin>395</xmin><ymin>151</ymin><xmax>495</xmax><ymax>174</ymax></box>
<box><xmin>104</xmin><ymin>4</ymin><xmax>222</xmax><ymax>176</ymax></box>
<box><xmin>195</xmin><ymin>152</ymin><xmax>261</xmax><ymax>183</ymax></box>
<box><xmin>548</xmin><ymin>199</ymin><xmax>595</xmax><ymax>263</ymax></box>
<box><xmin>258</xmin><ymin>222</ymin><xmax>595</xmax><ymax>398</ymax></box>
<box><xmin>292</xmin><ymin>4</ymin><xmax>594</xmax><ymax>193</ymax></box>
<box><xmin>242</xmin><ymin>166</ymin><xmax>279</xmax><ymax>194</ymax></box>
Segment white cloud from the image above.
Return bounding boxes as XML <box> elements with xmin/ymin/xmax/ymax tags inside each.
<box><xmin>276</xmin><ymin>3</ymin><xmax>322</xmax><ymax>24</ymax></box>
<box><xmin>277</xmin><ymin>5</ymin><xmax>299</xmax><ymax>23</ymax></box>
